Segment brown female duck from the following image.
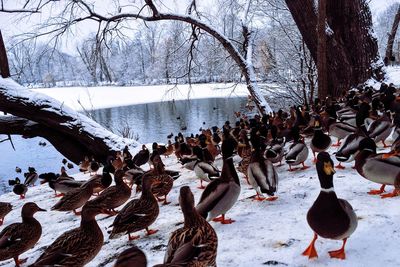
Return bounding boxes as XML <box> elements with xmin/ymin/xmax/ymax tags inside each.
<box><xmin>114</xmin><ymin>246</ymin><xmax>147</xmax><ymax>267</ymax></box>
<box><xmin>86</xmin><ymin>169</ymin><xmax>131</xmax><ymax>215</ymax></box>
<box><xmin>150</xmin><ymin>154</ymin><xmax>174</xmax><ymax>205</ymax></box>
<box><xmin>0</xmin><ymin>203</ymin><xmax>45</xmax><ymax>267</ymax></box>
<box><xmin>31</xmin><ymin>205</ymin><xmax>105</xmax><ymax>266</ymax></box>
<box><xmin>51</xmin><ymin>180</ymin><xmax>97</xmax><ymax>215</ymax></box>
<box><xmin>156</xmin><ymin>186</ymin><xmax>218</xmax><ymax>267</ymax></box>
<box><xmin>108</xmin><ymin>175</ymin><xmax>160</xmax><ymax>241</ymax></box>
<box><xmin>303</xmin><ymin>152</ymin><xmax>357</xmax><ymax>260</ymax></box>
<box><xmin>0</xmin><ymin>202</ymin><xmax>12</xmax><ymax>226</ymax></box>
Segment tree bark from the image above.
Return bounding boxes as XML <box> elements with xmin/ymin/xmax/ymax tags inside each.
<box><xmin>0</xmin><ymin>30</ymin><xmax>10</xmax><ymax>78</ymax></box>
<box><xmin>0</xmin><ymin>79</ymin><xmax>135</xmax><ymax>164</ymax></box>
<box><xmin>385</xmin><ymin>4</ymin><xmax>400</xmax><ymax>62</ymax></box>
<box><xmin>317</xmin><ymin>0</ymin><xmax>328</xmax><ymax>99</ymax></box>
<box><xmin>285</xmin><ymin>0</ymin><xmax>382</xmax><ymax>98</ymax></box>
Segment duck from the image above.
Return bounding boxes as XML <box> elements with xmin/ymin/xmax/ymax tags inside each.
<box><xmin>51</xmin><ymin>180</ymin><xmax>97</xmax><ymax>215</ymax></box>
<box><xmin>0</xmin><ymin>202</ymin><xmax>45</xmax><ymax>267</ymax></box>
<box><xmin>0</xmin><ymin>202</ymin><xmax>12</xmax><ymax>226</ymax></box>
<box><xmin>108</xmin><ymin>175</ymin><xmax>160</xmax><ymax>240</ymax></box>
<box><xmin>79</xmin><ymin>156</ymin><xmax>90</xmax><ymax>173</ymax></box>
<box><xmin>31</xmin><ymin>205</ymin><xmax>105</xmax><ymax>267</ymax></box>
<box><xmin>163</xmin><ymin>140</ymin><xmax>174</xmax><ymax>157</ymax></box>
<box><xmin>265</xmin><ymin>125</ymin><xmax>285</xmax><ymax>165</ymax></box>
<box><xmin>328</xmin><ymin>121</ymin><xmax>357</xmax><ymax>147</ymax></box>
<box><xmin>88</xmin><ymin>157</ymin><xmax>100</xmax><ymax>175</ymax></box>
<box><xmin>310</xmin><ymin>118</ymin><xmax>331</xmax><ymax>162</ymax></box>
<box><xmin>86</xmin><ymin>169</ymin><xmax>131</xmax><ymax>215</ymax></box>
<box><xmin>247</xmin><ymin>147</ymin><xmax>278</xmax><ymax>201</ymax></box>
<box><xmin>114</xmin><ymin>246</ymin><xmax>147</xmax><ymax>267</ymax></box>
<box><xmin>39</xmin><ymin>170</ymin><xmax>84</xmax><ymax>197</ymax></box>
<box><xmin>124</xmin><ymin>166</ymin><xmax>146</xmax><ymax>189</ymax></box>
<box><xmin>302</xmin><ymin>152</ymin><xmax>357</xmax><ymax>260</ymax></box>
<box><xmin>112</xmin><ymin>151</ymin><xmax>125</xmax><ymax>170</ymax></box>
<box><xmin>196</xmin><ymin>133</ymin><xmax>240</xmax><ymax>224</ymax></box>
<box><xmin>167</xmin><ymin>132</ymin><xmax>174</xmax><ymax>139</ymax></box>
<box><xmin>149</xmin><ymin>154</ymin><xmax>174</xmax><ymax>205</ymax></box>
<box><xmin>23</xmin><ymin>167</ymin><xmax>38</xmax><ymax>187</ymax></box>
<box><xmin>285</xmin><ymin>127</ymin><xmax>309</xmax><ymax>171</ymax></box>
<box><xmin>366</xmin><ymin>112</ymin><xmax>393</xmax><ymax>148</ymax></box>
<box><xmin>15</xmin><ymin>167</ymin><xmax>21</xmax><ymax>174</ymax></box>
<box><xmin>354</xmin><ymin>138</ymin><xmax>400</xmax><ymax>198</ymax></box>
<box><xmin>133</xmin><ymin>145</ymin><xmax>150</xmax><ymax>167</ymax></box>
<box><xmin>8</xmin><ymin>178</ymin><xmax>28</xmax><ymax>199</ymax></box>
<box><xmin>87</xmin><ymin>171</ymin><xmax>113</xmax><ymax>195</ymax></box>
<box><xmin>155</xmin><ymin>186</ymin><xmax>218</xmax><ymax>266</ymax></box>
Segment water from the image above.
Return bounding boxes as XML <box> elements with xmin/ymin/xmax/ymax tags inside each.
<box><xmin>0</xmin><ymin>97</ymin><xmax>248</xmax><ymax>193</ymax></box>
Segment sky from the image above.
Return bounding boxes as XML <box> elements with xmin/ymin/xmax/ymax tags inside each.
<box><xmin>0</xmin><ymin>0</ymin><xmax>399</xmax><ymax>54</ymax></box>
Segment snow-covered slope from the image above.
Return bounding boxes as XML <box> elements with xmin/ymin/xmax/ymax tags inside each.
<box><xmin>0</xmin><ymin>138</ymin><xmax>399</xmax><ymax>267</ymax></box>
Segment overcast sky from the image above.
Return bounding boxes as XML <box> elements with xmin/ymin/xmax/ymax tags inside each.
<box><xmin>0</xmin><ymin>0</ymin><xmax>398</xmax><ymax>54</ymax></box>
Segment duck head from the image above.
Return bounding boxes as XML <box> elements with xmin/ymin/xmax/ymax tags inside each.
<box><xmin>358</xmin><ymin>138</ymin><xmax>377</xmax><ymax>155</ymax></box>
<box><xmin>179</xmin><ymin>186</ymin><xmax>195</xmax><ymax>214</ymax></box>
<box><xmin>316</xmin><ymin>152</ymin><xmax>335</xmax><ymax>190</ymax></box>
<box><xmin>221</xmin><ymin>134</ymin><xmax>237</xmax><ymax>160</ymax></box>
<box><xmin>22</xmin><ymin>202</ymin><xmax>46</xmax><ymax>218</ymax></box>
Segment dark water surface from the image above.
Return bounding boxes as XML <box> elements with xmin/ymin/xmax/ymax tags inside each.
<box><xmin>0</xmin><ymin>97</ymin><xmax>248</xmax><ymax>193</ymax></box>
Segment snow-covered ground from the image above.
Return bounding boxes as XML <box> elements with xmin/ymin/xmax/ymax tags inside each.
<box><xmin>0</xmin><ymin>137</ymin><xmax>399</xmax><ymax>267</ymax></box>
<box><xmin>32</xmin><ymin>83</ymin><xmax>249</xmax><ymax>111</ymax></box>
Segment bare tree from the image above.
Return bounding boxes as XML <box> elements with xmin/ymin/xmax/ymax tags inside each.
<box><xmin>385</xmin><ymin>3</ymin><xmax>400</xmax><ymax>64</ymax></box>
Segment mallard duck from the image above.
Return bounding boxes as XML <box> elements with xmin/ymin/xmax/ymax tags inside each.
<box><xmin>367</xmin><ymin>112</ymin><xmax>393</xmax><ymax>148</ymax></box>
<box><xmin>51</xmin><ymin>181</ymin><xmax>97</xmax><ymax>215</ymax></box>
<box><xmin>334</xmin><ymin>133</ymin><xmax>365</xmax><ymax>169</ymax></box>
<box><xmin>133</xmin><ymin>145</ymin><xmax>150</xmax><ymax>167</ymax></box>
<box><xmin>302</xmin><ymin>152</ymin><xmax>357</xmax><ymax>260</ymax></box>
<box><xmin>248</xmin><ymin>148</ymin><xmax>278</xmax><ymax>201</ymax></box>
<box><xmin>0</xmin><ymin>202</ymin><xmax>45</xmax><ymax>267</ymax></box>
<box><xmin>9</xmin><ymin>178</ymin><xmax>28</xmax><ymax>199</ymax></box>
<box><xmin>108</xmin><ymin>175</ymin><xmax>160</xmax><ymax>240</ymax></box>
<box><xmin>310</xmin><ymin>118</ymin><xmax>331</xmax><ymax>162</ymax></box>
<box><xmin>79</xmin><ymin>156</ymin><xmax>90</xmax><ymax>173</ymax></box>
<box><xmin>86</xmin><ymin>169</ymin><xmax>131</xmax><ymax>215</ymax></box>
<box><xmin>196</xmin><ymin>134</ymin><xmax>240</xmax><ymax>224</ymax></box>
<box><xmin>265</xmin><ymin>125</ymin><xmax>285</xmax><ymax>165</ymax></box>
<box><xmin>31</xmin><ymin>205</ymin><xmax>105</xmax><ymax>266</ymax></box>
<box><xmin>285</xmin><ymin>127</ymin><xmax>309</xmax><ymax>171</ymax></box>
<box><xmin>355</xmin><ymin>138</ymin><xmax>400</xmax><ymax>198</ymax></box>
<box><xmin>124</xmin><ymin>166</ymin><xmax>145</xmax><ymax>189</ymax></box>
<box><xmin>0</xmin><ymin>202</ymin><xmax>12</xmax><ymax>226</ymax></box>
<box><xmin>23</xmin><ymin>167</ymin><xmax>38</xmax><ymax>187</ymax></box>
<box><xmin>329</xmin><ymin>121</ymin><xmax>356</xmax><ymax>147</ymax></box>
<box><xmin>87</xmin><ymin>171</ymin><xmax>113</xmax><ymax>195</ymax></box>
<box><xmin>150</xmin><ymin>155</ymin><xmax>174</xmax><ymax>205</ymax></box>
<box><xmin>39</xmin><ymin>171</ymin><xmax>84</xmax><ymax>197</ymax></box>
<box><xmin>114</xmin><ymin>246</ymin><xmax>147</xmax><ymax>267</ymax></box>
<box><xmin>156</xmin><ymin>186</ymin><xmax>218</xmax><ymax>266</ymax></box>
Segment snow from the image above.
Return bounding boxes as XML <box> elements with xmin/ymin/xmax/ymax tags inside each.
<box><xmin>31</xmin><ymin>83</ymin><xmax>250</xmax><ymax>111</ymax></box>
<box><xmin>0</xmin><ymin>137</ymin><xmax>399</xmax><ymax>267</ymax></box>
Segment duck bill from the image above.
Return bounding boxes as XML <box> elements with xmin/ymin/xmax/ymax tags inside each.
<box><xmin>38</xmin><ymin>207</ymin><xmax>47</xmax><ymax>212</ymax></box>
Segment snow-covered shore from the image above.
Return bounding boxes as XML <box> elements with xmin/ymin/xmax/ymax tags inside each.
<box><xmin>32</xmin><ymin>83</ymin><xmax>249</xmax><ymax>111</ymax></box>
<box><xmin>0</xmin><ymin>140</ymin><xmax>399</xmax><ymax>267</ymax></box>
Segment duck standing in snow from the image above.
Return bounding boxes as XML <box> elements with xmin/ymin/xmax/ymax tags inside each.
<box><xmin>285</xmin><ymin>126</ymin><xmax>309</xmax><ymax>171</ymax></box>
<box><xmin>0</xmin><ymin>202</ymin><xmax>45</xmax><ymax>267</ymax></box>
<box><xmin>39</xmin><ymin>169</ymin><xmax>84</xmax><ymax>197</ymax></box>
<box><xmin>86</xmin><ymin>169</ymin><xmax>131</xmax><ymax>215</ymax></box>
<box><xmin>8</xmin><ymin>178</ymin><xmax>28</xmax><ymax>199</ymax></box>
<box><xmin>355</xmin><ymin>138</ymin><xmax>400</xmax><ymax>198</ymax></box>
<box><xmin>366</xmin><ymin>112</ymin><xmax>393</xmax><ymax>148</ymax></box>
<box><xmin>196</xmin><ymin>132</ymin><xmax>240</xmax><ymax>224</ymax></box>
<box><xmin>155</xmin><ymin>186</ymin><xmax>218</xmax><ymax>266</ymax></box>
<box><xmin>23</xmin><ymin>167</ymin><xmax>38</xmax><ymax>186</ymax></box>
<box><xmin>108</xmin><ymin>175</ymin><xmax>160</xmax><ymax>240</ymax></box>
<box><xmin>303</xmin><ymin>152</ymin><xmax>357</xmax><ymax>260</ymax></box>
<box><xmin>0</xmin><ymin>202</ymin><xmax>12</xmax><ymax>226</ymax></box>
<box><xmin>133</xmin><ymin>145</ymin><xmax>150</xmax><ymax>167</ymax></box>
<box><xmin>310</xmin><ymin>118</ymin><xmax>331</xmax><ymax>162</ymax></box>
<box><xmin>114</xmin><ymin>246</ymin><xmax>147</xmax><ymax>267</ymax></box>
<box><xmin>31</xmin><ymin>205</ymin><xmax>105</xmax><ymax>267</ymax></box>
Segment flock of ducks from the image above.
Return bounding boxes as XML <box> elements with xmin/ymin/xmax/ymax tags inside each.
<box><xmin>0</xmin><ymin>82</ymin><xmax>399</xmax><ymax>266</ymax></box>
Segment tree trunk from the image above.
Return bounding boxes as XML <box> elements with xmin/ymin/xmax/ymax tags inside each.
<box><xmin>0</xmin><ymin>30</ymin><xmax>10</xmax><ymax>78</ymax></box>
<box><xmin>385</xmin><ymin>4</ymin><xmax>400</xmax><ymax>63</ymax></box>
<box><xmin>285</xmin><ymin>0</ymin><xmax>382</xmax><ymax>98</ymax></box>
<box><xmin>317</xmin><ymin>0</ymin><xmax>328</xmax><ymax>99</ymax></box>
<box><xmin>0</xmin><ymin>79</ymin><xmax>135</xmax><ymax>164</ymax></box>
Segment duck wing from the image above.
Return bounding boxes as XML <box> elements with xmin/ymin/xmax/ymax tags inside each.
<box><xmin>196</xmin><ymin>162</ymin><xmax>220</xmax><ymax>178</ymax></box>
<box><xmin>248</xmin><ymin>160</ymin><xmax>277</xmax><ymax>196</ymax></box>
<box><xmin>367</xmin><ymin>120</ymin><xmax>391</xmax><ymax>138</ymax></box>
<box><xmin>0</xmin><ymin>223</ymin><xmax>24</xmax><ymax>249</ymax></box>
<box><xmin>285</xmin><ymin>143</ymin><xmax>305</xmax><ymax>161</ymax></box>
<box><xmin>196</xmin><ymin>180</ymin><xmax>229</xmax><ymax>218</ymax></box>
<box><xmin>111</xmin><ymin>198</ymin><xmax>158</xmax><ymax>229</ymax></box>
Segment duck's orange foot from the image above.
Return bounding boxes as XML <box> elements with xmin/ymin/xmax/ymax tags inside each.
<box><xmin>212</xmin><ymin>216</ymin><xmax>224</xmax><ymax>222</ymax></box>
<box><xmin>332</xmin><ymin>141</ymin><xmax>342</xmax><ymax>147</ymax></box>
<box><xmin>162</xmin><ymin>200</ymin><xmax>171</xmax><ymax>205</ymax></box>
<box><xmin>266</xmin><ymin>196</ymin><xmax>278</xmax><ymax>201</ymax></box>
<box><xmin>300</xmin><ymin>165</ymin><xmax>310</xmax><ymax>170</ymax></box>
<box><xmin>128</xmin><ymin>234</ymin><xmax>140</xmax><ymax>240</ymax></box>
<box><xmin>220</xmin><ymin>218</ymin><xmax>235</xmax><ymax>224</ymax></box>
<box><xmin>328</xmin><ymin>248</ymin><xmax>346</xmax><ymax>260</ymax></box>
<box><xmin>54</xmin><ymin>193</ymin><xmax>64</xmax><ymax>197</ymax></box>
<box><xmin>380</xmin><ymin>189</ymin><xmax>400</xmax><ymax>199</ymax></box>
<box><xmin>146</xmin><ymin>228</ymin><xmax>158</xmax><ymax>235</ymax></box>
<box><xmin>335</xmin><ymin>163</ymin><xmax>346</xmax><ymax>169</ymax></box>
<box><xmin>73</xmin><ymin>209</ymin><xmax>81</xmax><ymax>216</ymax></box>
<box><xmin>252</xmin><ymin>195</ymin><xmax>265</xmax><ymax>201</ymax></box>
<box><xmin>14</xmin><ymin>257</ymin><xmax>27</xmax><ymax>267</ymax></box>
<box><xmin>197</xmin><ymin>186</ymin><xmax>206</xmax><ymax>189</ymax></box>
<box><xmin>367</xmin><ymin>185</ymin><xmax>386</xmax><ymax>195</ymax></box>
<box><xmin>302</xmin><ymin>234</ymin><xmax>318</xmax><ymax>259</ymax></box>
